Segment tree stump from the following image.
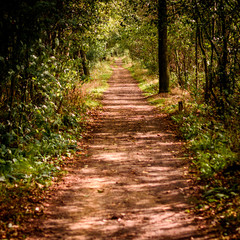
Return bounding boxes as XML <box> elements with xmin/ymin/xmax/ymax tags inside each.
<box><xmin>178</xmin><ymin>101</ymin><xmax>183</xmax><ymax>111</ymax></box>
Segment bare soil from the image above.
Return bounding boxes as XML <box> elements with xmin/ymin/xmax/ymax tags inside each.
<box><xmin>27</xmin><ymin>60</ymin><xmax>216</xmax><ymax>240</ymax></box>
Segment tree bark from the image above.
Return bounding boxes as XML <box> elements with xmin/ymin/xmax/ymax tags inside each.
<box><xmin>80</xmin><ymin>49</ymin><xmax>90</xmax><ymax>77</ymax></box>
<box><xmin>158</xmin><ymin>0</ymin><xmax>169</xmax><ymax>93</ymax></box>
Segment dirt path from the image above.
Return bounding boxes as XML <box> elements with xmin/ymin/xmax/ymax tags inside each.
<box><xmin>28</xmin><ymin>60</ymin><xmax>213</xmax><ymax>240</ymax></box>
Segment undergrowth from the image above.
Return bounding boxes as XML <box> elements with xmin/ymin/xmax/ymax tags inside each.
<box><xmin>0</xmin><ymin>61</ymin><xmax>112</xmax><ymax>186</ymax></box>
<box><xmin>125</xmin><ymin>59</ymin><xmax>240</xmax><ymax>239</ymax></box>
<box><xmin>0</xmin><ymin>60</ymin><xmax>112</xmax><ymax>239</ymax></box>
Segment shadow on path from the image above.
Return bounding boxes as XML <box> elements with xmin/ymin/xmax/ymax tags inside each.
<box><xmin>28</xmin><ymin>60</ymin><xmax>216</xmax><ymax>240</ymax></box>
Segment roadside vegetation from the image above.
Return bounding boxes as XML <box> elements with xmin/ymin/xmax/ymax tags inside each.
<box><xmin>0</xmin><ymin>60</ymin><xmax>112</xmax><ymax>239</ymax></box>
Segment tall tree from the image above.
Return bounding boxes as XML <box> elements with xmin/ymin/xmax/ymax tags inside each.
<box><xmin>158</xmin><ymin>0</ymin><xmax>169</xmax><ymax>93</ymax></box>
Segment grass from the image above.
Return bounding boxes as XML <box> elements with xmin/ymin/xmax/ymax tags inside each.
<box><xmin>125</xmin><ymin>59</ymin><xmax>240</xmax><ymax>240</ymax></box>
<box><xmin>124</xmin><ymin>59</ymin><xmax>189</xmax><ymax>113</ymax></box>
<box><xmin>63</xmin><ymin>62</ymin><xmax>112</xmax><ymax>112</ymax></box>
<box><xmin>85</xmin><ymin>62</ymin><xmax>112</xmax><ymax>108</ymax></box>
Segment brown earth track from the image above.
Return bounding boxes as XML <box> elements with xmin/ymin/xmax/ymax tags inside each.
<box><xmin>27</xmin><ymin>60</ymin><xmax>215</xmax><ymax>240</ymax></box>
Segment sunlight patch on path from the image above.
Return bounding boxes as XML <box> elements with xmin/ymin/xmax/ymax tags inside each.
<box><xmin>28</xmin><ymin>60</ymin><xmax>213</xmax><ymax>240</ymax></box>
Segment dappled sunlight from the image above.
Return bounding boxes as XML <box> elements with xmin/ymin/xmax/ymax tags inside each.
<box><xmin>28</xmin><ymin>60</ymin><xmax>211</xmax><ymax>240</ymax></box>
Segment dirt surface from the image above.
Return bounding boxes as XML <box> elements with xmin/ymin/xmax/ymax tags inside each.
<box><xmin>28</xmin><ymin>60</ymin><xmax>215</xmax><ymax>240</ymax></box>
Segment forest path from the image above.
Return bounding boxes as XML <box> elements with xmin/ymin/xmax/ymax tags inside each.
<box><xmin>28</xmin><ymin>60</ymin><xmax>213</xmax><ymax>240</ymax></box>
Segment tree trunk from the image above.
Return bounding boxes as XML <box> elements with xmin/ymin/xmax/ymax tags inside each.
<box><xmin>158</xmin><ymin>0</ymin><xmax>169</xmax><ymax>93</ymax></box>
<box><xmin>80</xmin><ymin>49</ymin><xmax>90</xmax><ymax>77</ymax></box>
<box><xmin>195</xmin><ymin>24</ymin><xmax>199</xmax><ymax>92</ymax></box>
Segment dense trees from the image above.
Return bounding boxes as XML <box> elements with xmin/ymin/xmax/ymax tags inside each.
<box><xmin>112</xmin><ymin>0</ymin><xmax>239</xmax><ymax>113</ymax></box>
<box><xmin>0</xmin><ymin>0</ymin><xmax>111</xmax><ymax>182</ymax></box>
<box><xmin>173</xmin><ymin>0</ymin><xmax>239</xmax><ymax>114</ymax></box>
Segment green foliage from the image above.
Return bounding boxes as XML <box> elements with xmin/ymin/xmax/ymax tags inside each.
<box><xmin>170</xmin><ymin>100</ymin><xmax>240</xmax><ymax>237</ymax></box>
<box><xmin>0</xmin><ymin>59</ymin><xmax>112</xmax><ymax>186</ymax></box>
<box><xmin>129</xmin><ymin>61</ymin><xmax>237</xmax><ymax>179</ymax></box>
<box><xmin>111</xmin><ymin>0</ymin><xmax>240</xmax><ymax>115</ymax></box>
<box><xmin>0</xmin><ymin>0</ymin><xmax>114</xmax><ymax>188</ymax></box>
<box><xmin>172</xmin><ymin>107</ymin><xmax>238</xmax><ymax>178</ymax></box>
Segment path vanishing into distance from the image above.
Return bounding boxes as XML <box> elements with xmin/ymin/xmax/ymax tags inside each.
<box><xmin>28</xmin><ymin>60</ymin><xmax>215</xmax><ymax>239</ymax></box>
